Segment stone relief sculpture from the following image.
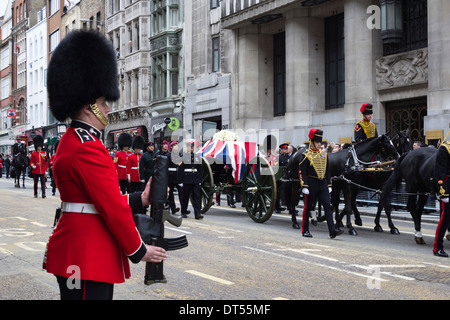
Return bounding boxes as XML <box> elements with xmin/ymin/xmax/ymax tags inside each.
<box><xmin>376</xmin><ymin>48</ymin><xmax>428</xmax><ymax>90</ymax></box>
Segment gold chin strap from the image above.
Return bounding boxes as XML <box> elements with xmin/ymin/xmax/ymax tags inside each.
<box><xmin>89</xmin><ymin>103</ymin><xmax>109</xmax><ymax>126</ymax></box>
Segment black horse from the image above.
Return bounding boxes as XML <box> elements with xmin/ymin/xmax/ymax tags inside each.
<box><xmin>380</xmin><ymin>147</ymin><xmax>438</xmax><ymax>245</ymax></box>
<box><xmin>286</xmin><ymin>135</ymin><xmax>397</xmax><ymax>234</ymax></box>
<box><xmin>347</xmin><ymin>130</ymin><xmax>412</xmax><ymax>233</ymax></box>
<box><xmin>328</xmin><ymin>135</ymin><xmax>398</xmax><ymax>235</ymax></box>
<box><xmin>12</xmin><ymin>143</ymin><xmax>29</xmax><ymax>188</ymax></box>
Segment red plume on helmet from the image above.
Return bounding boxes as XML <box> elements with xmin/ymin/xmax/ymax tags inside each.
<box><xmin>308</xmin><ymin>129</ymin><xmax>323</xmax><ymax>143</ymax></box>
<box><xmin>360</xmin><ymin>103</ymin><xmax>373</xmax><ymax>115</ymax></box>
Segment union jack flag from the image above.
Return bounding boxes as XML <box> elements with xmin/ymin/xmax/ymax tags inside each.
<box><xmin>198</xmin><ymin>141</ymin><xmax>258</xmax><ymax>183</ymax></box>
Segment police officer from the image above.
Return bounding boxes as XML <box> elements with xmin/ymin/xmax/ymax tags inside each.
<box><xmin>45</xmin><ymin>30</ymin><xmax>167</xmax><ymax>300</ymax></box>
<box><xmin>128</xmin><ymin>135</ymin><xmax>145</xmax><ymax>193</ymax></box>
<box><xmin>434</xmin><ymin>124</ymin><xmax>450</xmax><ymax>257</ymax></box>
<box><xmin>30</xmin><ymin>135</ymin><xmax>48</xmax><ymax>198</ymax></box>
<box><xmin>297</xmin><ymin>129</ymin><xmax>344</xmax><ymax>239</ymax></box>
<box><xmin>180</xmin><ymin>140</ymin><xmax>203</xmax><ymax>219</ymax></box>
<box><xmin>354</xmin><ymin>103</ymin><xmax>378</xmax><ymax>143</ymax></box>
<box><xmin>114</xmin><ymin>133</ymin><xmax>132</xmax><ymax>194</ymax></box>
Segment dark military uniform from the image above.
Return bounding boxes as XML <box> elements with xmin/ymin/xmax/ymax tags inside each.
<box><xmin>434</xmin><ymin>140</ymin><xmax>450</xmax><ymax>257</ymax></box>
<box><xmin>139</xmin><ymin>143</ymin><xmax>154</xmax><ymax>184</ymax></box>
<box><xmin>297</xmin><ymin>129</ymin><xmax>343</xmax><ymax>239</ymax></box>
<box><xmin>354</xmin><ymin>103</ymin><xmax>378</xmax><ymax>143</ymax></box>
<box><xmin>180</xmin><ymin>146</ymin><xmax>203</xmax><ymax>219</ymax></box>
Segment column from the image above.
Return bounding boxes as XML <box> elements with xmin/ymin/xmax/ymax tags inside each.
<box><xmin>426</xmin><ymin>0</ymin><xmax>450</xmax><ymax>131</ymax></box>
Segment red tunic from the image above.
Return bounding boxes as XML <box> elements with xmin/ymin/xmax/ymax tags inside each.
<box><xmin>30</xmin><ymin>151</ymin><xmax>48</xmax><ymax>175</ymax></box>
<box><xmin>45</xmin><ymin>122</ymin><xmax>145</xmax><ymax>284</ymax></box>
<box><xmin>114</xmin><ymin>150</ymin><xmax>131</xmax><ymax>180</ymax></box>
<box><xmin>127</xmin><ymin>153</ymin><xmax>142</xmax><ymax>182</ymax></box>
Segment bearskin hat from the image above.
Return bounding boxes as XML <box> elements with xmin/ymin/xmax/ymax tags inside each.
<box><xmin>118</xmin><ymin>133</ymin><xmax>133</xmax><ymax>149</ymax></box>
<box><xmin>308</xmin><ymin>129</ymin><xmax>323</xmax><ymax>143</ymax></box>
<box><xmin>132</xmin><ymin>136</ymin><xmax>145</xmax><ymax>150</ymax></box>
<box><xmin>33</xmin><ymin>135</ymin><xmax>44</xmax><ymax>148</ymax></box>
<box><xmin>47</xmin><ymin>30</ymin><xmax>120</xmax><ymax>122</ymax></box>
<box><xmin>360</xmin><ymin>103</ymin><xmax>373</xmax><ymax>115</ymax></box>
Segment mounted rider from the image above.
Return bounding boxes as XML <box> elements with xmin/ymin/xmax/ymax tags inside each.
<box><xmin>354</xmin><ymin>103</ymin><xmax>378</xmax><ymax>143</ymax></box>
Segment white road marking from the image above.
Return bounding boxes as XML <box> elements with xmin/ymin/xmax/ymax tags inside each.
<box><xmin>186</xmin><ymin>270</ymin><xmax>234</xmax><ymax>285</ymax></box>
<box><xmin>30</xmin><ymin>222</ymin><xmax>47</xmax><ymax>227</ymax></box>
<box><xmin>242</xmin><ymin>246</ymin><xmax>387</xmax><ymax>282</ymax></box>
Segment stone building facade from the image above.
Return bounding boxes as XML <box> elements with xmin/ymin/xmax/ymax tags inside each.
<box><xmin>184</xmin><ymin>0</ymin><xmax>449</xmax><ymax>147</ymax></box>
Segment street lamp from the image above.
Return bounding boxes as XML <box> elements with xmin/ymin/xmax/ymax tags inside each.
<box><xmin>380</xmin><ymin>0</ymin><xmax>403</xmax><ymax>44</ymax></box>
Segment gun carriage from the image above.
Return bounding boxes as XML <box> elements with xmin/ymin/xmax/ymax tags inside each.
<box><xmin>195</xmin><ymin>140</ymin><xmax>282</xmax><ymax>223</ymax></box>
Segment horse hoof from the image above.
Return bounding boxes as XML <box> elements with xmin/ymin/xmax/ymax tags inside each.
<box><xmin>349</xmin><ymin>229</ymin><xmax>358</xmax><ymax>236</ymax></box>
<box><xmin>354</xmin><ymin>219</ymin><xmax>363</xmax><ymax>226</ymax></box>
<box><xmin>374</xmin><ymin>226</ymin><xmax>383</xmax><ymax>232</ymax></box>
<box><xmin>390</xmin><ymin>228</ymin><xmax>400</xmax><ymax>235</ymax></box>
<box><xmin>414</xmin><ymin>237</ymin><xmax>426</xmax><ymax>245</ymax></box>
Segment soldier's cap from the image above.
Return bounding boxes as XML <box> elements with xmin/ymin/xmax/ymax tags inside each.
<box><xmin>308</xmin><ymin>129</ymin><xmax>323</xmax><ymax>143</ymax></box>
<box><xmin>118</xmin><ymin>132</ymin><xmax>133</xmax><ymax>149</ymax></box>
<box><xmin>47</xmin><ymin>30</ymin><xmax>120</xmax><ymax>122</ymax></box>
<box><xmin>33</xmin><ymin>135</ymin><xmax>44</xmax><ymax>148</ymax></box>
<box><xmin>132</xmin><ymin>135</ymin><xmax>145</xmax><ymax>150</ymax></box>
<box><xmin>279</xmin><ymin>141</ymin><xmax>290</xmax><ymax>149</ymax></box>
<box><xmin>170</xmin><ymin>141</ymin><xmax>178</xmax><ymax>147</ymax></box>
<box><xmin>360</xmin><ymin>103</ymin><xmax>373</xmax><ymax>115</ymax></box>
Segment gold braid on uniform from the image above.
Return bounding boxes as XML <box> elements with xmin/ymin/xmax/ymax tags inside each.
<box><xmin>304</xmin><ymin>150</ymin><xmax>327</xmax><ymax>180</ymax></box>
<box><xmin>441</xmin><ymin>141</ymin><xmax>450</xmax><ymax>154</ymax></box>
<box><xmin>357</xmin><ymin>120</ymin><xmax>376</xmax><ymax>139</ymax></box>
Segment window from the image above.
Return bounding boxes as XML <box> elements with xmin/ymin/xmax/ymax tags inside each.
<box><xmin>170</xmin><ymin>53</ymin><xmax>178</xmax><ymax>96</ymax></box>
<box><xmin>1</xmin><ymin>46</ymin><xmax>9</xmax><ymax>70</ymax></box>
<box><xmin>273</xmin><ymin>32</ymin><xmax>286</xmax><ymax>117</ymax></box>
<box><xmin>1</xmin><ymin>78</ymin><xmax>9</xmax><ymax>100</ymax></box>
<box><xmin>212</xmin><ymin>37</ymin><xmax>220</xmax><ymax>72</ymax></box>
<box><xmin>383</xmin><ymin>0</ymin><xmax>428</xmax><ymax>55</ymax></box>
<box><xmin>211</xmin><ymin>0</ymin><xmax>219</xmax><ymax>9</ymax></box>
<box><xmin>49</xmin><ymin>0</ymin><xmax>59</xmax><ymax>16</ymax></box>
<box><xmin>325</xmin><ymin>13</ymin><xmax>345</xmax><ymax>110</ymax></box>
<box><xmin>49</xmin><ymin>30</ymin><xmax>60</xmax><ymax>53</ymax></box>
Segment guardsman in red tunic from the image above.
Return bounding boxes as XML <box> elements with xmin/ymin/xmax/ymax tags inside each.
<box><xmin>30</xmin><ymin>135</ymin><xmax>48</xmax><ymax>198</ymax></box>
<box><xmin>45</xmin><ymin>30</ymin><xmax>167</xmax><ymax>300</ymax></box>
<box><xmin>128</xmin><ymin>135</ymin><xmax>145</xmax><ymax>193</ymax></box>
<box><xmin>114</xmin><ymin>132</ymin><xmax>132</xmax><ymax>194</ymax></box>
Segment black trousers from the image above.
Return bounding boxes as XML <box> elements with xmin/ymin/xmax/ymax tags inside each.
<box><xmin>167</xmin><ymin>183</ymin><xmax>183</xmax><ymax>212</ymax></box>
<box><xmin>130</xmin><ymin>181</ymin><xmax>144</xmax><ymax>193</ymax></box>
<box><xmin>181</xmin><ymin>183</ymin><xmax>201</xmax><ymax>216</ymax></box>
<box><xmin>434</xmin><ymin>200</ymin><xmax>450</xmax><ymax>253</ymax></box>
<box><xmin>56</xmin><ymin>275</ymin><xmax>114</xmax><ymax>300</ymax></box>
<box><xmin>119</xmin><ymin>179</ymin><xmax>129</xmax><ymax>194</ymax></box>
<box><xmin>301</xmin><ymin>178</ymin><xmax>337</xmax><ymax>235</ymax></box>
<box><xmin>33</xmin><ymin>174</ymin><xmax>45</xmax><ymax>196</ymax></box>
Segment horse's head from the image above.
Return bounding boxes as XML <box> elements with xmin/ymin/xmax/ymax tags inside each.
<box><xmin>354</xmin><ymin>135</ymin><xmax>398</xmax><ymax>162</ymax></box>
<box><xmin>390</xmin><ymin>130</ymin><xmax>412</xmax><ymax>155</ymax></box>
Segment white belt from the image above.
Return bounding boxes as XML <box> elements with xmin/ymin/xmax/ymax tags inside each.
<box><xmin>61</xmin><ymin>202</ymin><xmax>99</xmax><ymax>214</ymax></box>
<box><xmin>186</xmin><ymin>168</ymin><xmax>197</xmax><ymax>173</ymax></box>
<box><xmin>118</xmin><ymin>165</ymin><xmax>126</xmax><ymax>168</ymax></box>
<box><xmin>131</xmin><ymin>167</ymin><xmax>139</xmax><ymax>170</ymax></box>
<box><xmin>168</xmin><ymin>168</ymin><xmax>177</xmax><ymax>171</ymax></box>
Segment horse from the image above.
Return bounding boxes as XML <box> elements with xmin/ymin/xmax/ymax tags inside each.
<box><xmin>12</xmin><ymin>142</ymin><xmax>29</xmax><ymax>188</ymax></box>
<box><xmin>328</xmin><ymin>135</ymin><xmax>398</xmax><ymax>235</ymax></box>
<box><xmin>346</xmin><ymin>130</ymin><xmax>412</xmax><ymax>234</ymax></box>
<box><xmin>379</xmin><ymin>147</ymin><xmax>438</xmax><ymax>245</ymax></box>
<box><xmin>286</xmin><ymin>135</ymin><xmax>397</xmax><ymax>234</ymax></box>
